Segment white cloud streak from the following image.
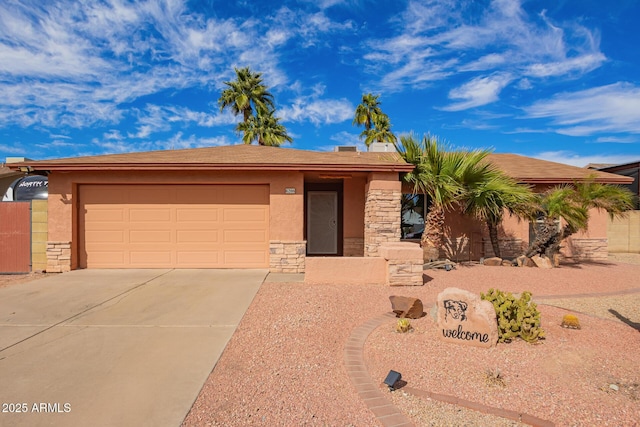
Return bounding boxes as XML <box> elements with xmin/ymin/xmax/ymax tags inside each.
<box><xmin>523</xmin><ymin>83</ymin><xmax>640</xmax><ymax>136</ymax></box>
<box><xmin>364</xmin><ymin>0</ymin><xmax>606</xmax><ymax>93</ymax></box>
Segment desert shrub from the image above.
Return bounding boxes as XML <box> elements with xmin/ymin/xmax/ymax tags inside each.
<box><xmin>396</xmin><ymin>318</ymin><xmax>413</xmax><ymax>333</ymax></box>
<box><xmin>481</xmin><ymin>288</ymin><xmax>545</xmax><ymax>343</ymax></box>
<box><xmin>561</xmin><ymin>313</ymin><xmax>581</xmax><ymax>329</ymax></box>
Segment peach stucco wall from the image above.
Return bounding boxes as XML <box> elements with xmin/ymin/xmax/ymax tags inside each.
<box><xmin>343</xmin><ymin>174</ymin><xmax>366</xmax><ymax>239</ymax></box>
<box><xmin>48</xmin><ymin>170</ymin><xmax>305</xmax><ymax>268</ymax></box>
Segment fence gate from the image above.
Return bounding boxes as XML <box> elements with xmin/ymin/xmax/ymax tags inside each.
<box><xmin>0</xmin><ymin>202</ymin><xmax>31</xmax><ymax>273</ymax></box>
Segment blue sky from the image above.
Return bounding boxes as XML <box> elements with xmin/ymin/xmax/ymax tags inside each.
<box><xmin>1</xmin><ymin>0</ymin><xmax>639</xmax><ymax>167</ymax></box>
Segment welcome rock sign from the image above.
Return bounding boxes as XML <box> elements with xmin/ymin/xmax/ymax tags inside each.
<box><xmin>436</xmin><ymin>287</ymin><xmax>498</xmax><ymax>348</ymax></box>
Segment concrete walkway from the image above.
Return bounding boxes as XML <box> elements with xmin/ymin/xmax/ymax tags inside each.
<box><xmin>0</xmin><ymin>269</ymin><xmax>266</xmax><ymax>427</ymax></box>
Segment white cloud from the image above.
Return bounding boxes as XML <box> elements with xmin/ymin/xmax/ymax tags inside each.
<box><xmin>364</xmin><ymin>0</ymin><xmax>605</xmax><ymax>91</ymax></box>
<box><xmin>523</xmin><ymin>82</ymin><xmax>640</xmax><ymax>136</ymax></box>
<box><xmin>530</xmin><ymin>151</ymin><xmax>639</xmax><ymax>168</ymax></box>
<box><xmin>442</xmin><ymin>73</ymin><xmax>513</xmax><ymax>111</ymax></box>
<box><xmin>595</xmin><ymin>136</ymin><xmax>638</xmax><ymax>143</ymax></box>
<box><xmin>279</xmin><ymin>85</ymin><xmax>353</xmax><ymax>125</ymax></box>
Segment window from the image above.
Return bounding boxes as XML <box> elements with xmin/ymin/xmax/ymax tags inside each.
<box><xmin>401</xmin><ymin>194</ymin><xmax>425</xmax><ymax>239</ymax></box>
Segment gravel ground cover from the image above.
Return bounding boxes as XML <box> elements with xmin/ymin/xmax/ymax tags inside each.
<box><xmin>184</xmin><ymin>259</ymin><xmax>640</xmax><ymax>427</ymax></box>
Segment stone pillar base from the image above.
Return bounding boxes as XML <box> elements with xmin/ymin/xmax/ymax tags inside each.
<box><xmin>380</xmin><ymin>242</ymin><xmax>423</xmax><ymax>286</ymax></box>
<box><xmin>270</xmin><ymin>241</ymin><xmax>306</xmax><ymax>273</ymax></box>
<box><xmin>46</xmin><ymin>241</ymin><xmax>71</xmax><ymax>273</ymax></box>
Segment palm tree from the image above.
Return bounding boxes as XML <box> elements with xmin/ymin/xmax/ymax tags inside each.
<box><xmin>362</xmin><ymin>114</ymin><xmax>397</xmax><ymax>146</ymax></box>
<box><xmin>526</xmin><ymin>178</ymin><xmax>635</xmax><ymax>260</ymax></box>
<box><xmin>353</xmin><ymin>93</ymin><xmax>382</xmax><ymax>134</ymax></box>
<box><xmin>236</xmin><ymin>110</ymin><xmax>292</xmax><ymax>146</ymax></box>
<box><xmin>395</xmin><ymin>133</ymin><xmax>494</xmax><ymax>261</ymax></box>
<box><xmin>462</xmin><ymin>171</ymin><xmax>536</xmax><ymax>258</ymax></box>
<box><xmin>218</xmin><ymin>67</ymin><xmax>275</xmax><ymax>124</ymax></box>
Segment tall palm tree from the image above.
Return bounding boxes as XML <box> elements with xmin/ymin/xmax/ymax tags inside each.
<box><xmin>362</xmin><ymin>114</ymin><xmax>397</xmax><ymax>146</ymax></box>
<box><xmin>526</xmin><ymin>178</ymin><xmax>634</xmax><ymax>260</ymax></box>
<box><xmin>462</xmin><ymin>171</ymin><xmax>536</xmax><ymax>258</ymax></box>
<box><xmin>395</xmin><ymin>133</ymin><xmax>494</xmax><ymax>261</ymax></box>
<box><xmin>353</xmin><ymin>93</ymin><xmax>382</xmax><ymax>133</ymax></box>
<box><xmin>236</xmin><ymin>111</ymin><xmax>292</xmax><ymax>146</ymax></box>
<box><xmin>218</xmin><ymin>67</ymin><xmax>275</xmax><ymax>124</ymax></box>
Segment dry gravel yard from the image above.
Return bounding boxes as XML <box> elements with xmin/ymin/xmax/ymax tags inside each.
<box><xmin>184</xmin><ymin>257</ymin><xmax>640</xmax><ymax>427</ymax></box>
<box><xmin>4</xmin><ymin>256</ymin><xmax>639</xmax><ymax>426</ymax></box>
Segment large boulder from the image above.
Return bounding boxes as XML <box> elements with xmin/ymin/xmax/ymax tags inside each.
<box><xmin>516</xmin><ymin>255</ymin><xmax>536</xmax><ymax>267</ymax></box>
<box><xmin>436</xmin><ymin>287</ymin><xmax>498</xmax><ymax>348</ymax></box>
<box><xmin>482</xmin><ymin>257</ymin><xmax>503</xmax><ymax>266</ymax></box>
<box><xmin>531</xmin><ymin>255</ymin><xmax>554</xmax><ymax>269</ymax></box>
<box><xmin>389</xmin><ymin>296</ymin><xmax>424</xmax><ymax>319</ymax></box>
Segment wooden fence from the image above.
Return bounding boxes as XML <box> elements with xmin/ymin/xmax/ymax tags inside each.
<box><xmin>0</xmin><ymin>202</ymin><xmax>31</xmax><ymax>273</ymax></box>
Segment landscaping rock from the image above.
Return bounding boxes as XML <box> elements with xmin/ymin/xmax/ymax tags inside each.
<box><xmin>436</xmin><ymin>287</ymin><xmax>498</xmax><ymax>348</ymax></box>
<box><xmin>483</xmin><ymin>257</ymin><xmax>503</xmax><ymax>266</ymax></box>
<box><xmin>516</xmin><ymin>255</ymin><xmax>536</xmax><ymax>267</ymax></box>
<box><xmin>531</xmin><ymin>255</ymin><xmax>554</xmax><ymax>269</ymax></box>
<box><xmin>389</xmin><ymin>295</ymin><xmax>424</xmax><ymax>319</ymax></box>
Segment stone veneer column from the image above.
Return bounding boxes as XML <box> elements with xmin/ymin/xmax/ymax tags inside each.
<box><xmin>46</xmin><ymin>241</ymin><xmax>71</xmax><ymax>273</ymax></box>
<box><xmin>269</xmin><ymin>240</ymin><xmax>306</xmax><ymax>273</ymax></box>
<box><xmin>364</xmin><ymin>176</ymin><xmax>402</xmax><ymax>257</ymax></box>
<box><xmin>566</xmin><ymin>238</ymin><xmax>608</xmax><ymax>261</ymax></box>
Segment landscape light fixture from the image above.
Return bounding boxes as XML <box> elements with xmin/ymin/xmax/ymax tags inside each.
<box><xmin>383</xmin><ymin>370</ymin><xmax>402</xmax><ymax>391</ymax></box>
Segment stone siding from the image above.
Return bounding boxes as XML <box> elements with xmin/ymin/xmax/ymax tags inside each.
<box><xmin>46</xmin><ymin>241</ymin><xmax>71</xmax><ymax>273</ymax></box>
<box><xmin>380</xmin><ymin>242</ymin><xmax>423</xmax><ymax>286</ymax></box>
<box><xmin>364</xmin><ymin>189</ymin><xmax>401</xmax><ymax>257</ymax></box>
<box><xmin>566</xmin><ymin>238</ymin><xmax>608</xmax><ymax>261</ymax></box>
<box><xmin>343</xmin><ymin>237</ymin><xmax>364</xmax><ymax>257</ymax></box>
<box><xmin>270</xmin><ymin>240</ymin><xmax>306</xmax><ymax>273</ymax></box>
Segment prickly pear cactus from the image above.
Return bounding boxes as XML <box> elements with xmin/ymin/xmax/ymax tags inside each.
<box><xmin>481</xmin><ymin>289</ymin><xmax>545</xmax><ymax>344</ymax></box>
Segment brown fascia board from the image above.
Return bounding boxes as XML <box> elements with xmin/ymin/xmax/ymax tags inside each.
<box><xmin>515</xmin><ymin>176</ymin><xmax>633</xmax><ymax>185</ymax></box>
<box><xmin>10</xmin><ymin>162</ymin><xmax>415</xmax><ymax>173</ymax></box>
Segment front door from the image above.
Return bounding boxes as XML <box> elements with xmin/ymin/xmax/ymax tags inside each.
<box><xmin>306</xmin><ymin>185</ymin><xmax>342</xmax><ymax>255</ymax></box>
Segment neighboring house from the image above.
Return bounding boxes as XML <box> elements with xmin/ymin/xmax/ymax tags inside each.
<box><xmin>0</xmin><ymin>164</ymin><xmax>23</xmax><ymax>197</ymax></box>
<box><xmin>589</xmin><ymin>160</ymin><xmax>640</xmax><ymax>254</ymax></box>
<box><xmin>593</xmin><ymin>161</ymin><xmax>640</xmax><ymax>209</ymax></box>
<box><xmin>9</xmin><ymin>145</ymin><xmax>631</xmax><ymax>274</ymax></box>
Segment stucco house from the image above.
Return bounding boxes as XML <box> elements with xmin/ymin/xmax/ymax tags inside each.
<box><xmin>9</xmin><ymin>145</ymin><xmax>631</xmax><ymax>282</ymax></box>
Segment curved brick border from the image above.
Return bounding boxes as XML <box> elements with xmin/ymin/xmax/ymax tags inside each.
<box><xmin>344</xmin><ymin>312</ymin><xmax>414</xmax><ymax>427</ymax></box>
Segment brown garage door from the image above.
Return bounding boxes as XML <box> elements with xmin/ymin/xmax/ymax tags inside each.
<box><xmin>79</xmin><ymin>184</ymin><xmax>269</xmax><ymax>268</ymax></box>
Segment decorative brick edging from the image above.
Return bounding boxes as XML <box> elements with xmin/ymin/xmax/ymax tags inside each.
<box><xmin>345</xmin><ymin>312</ymin><xmax>556</xmax><ymax>427</ymax></box>
<box><xmin>401</xmin><ymin>386</ymin><xmax>554</xmax><ymax>427</ymax></box>
<box><xmin>344</xmin><ymin>312</ymin><xmax>414</xmax><ymax>427</ymax></box>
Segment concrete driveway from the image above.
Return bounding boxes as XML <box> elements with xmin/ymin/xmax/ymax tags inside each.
<box><xmin>0</xmin><ymin>269</ymin><xmax>266</xmax><ymax>427</ymax></box>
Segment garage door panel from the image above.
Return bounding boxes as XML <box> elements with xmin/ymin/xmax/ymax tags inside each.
<box><xmin>80</xmin><ymin>184</ymin><xmax>269</xmax><ymax>268</ymax></box>
<box><xmin>86</xmin><ymin>252</ymin><xmax>125</xmax><ymax>266</ymax></box>
<box><xmin>223</xmin><ymin>207</ymin><xmax>267</xmax><ymax>222</ymax></box>
<box><xmin>85</xmin><ymin>230</ymin><xmax>125</xmax><ymax>243</ymax></box>
<box><xmin>130</xmin><ymin>251</ymin><xmax>173</xmax><ymax>265</ymax></box>
<box><xmin>223</xmin><ymin>251</ymin><xmax>267</xmax><ymax>266</ymax></box>
<box><xmin>84</xmin><ymin>208</ymin><xmax>125</xmax><ymax>222</ymax></box>
<box><xmin>129</xmin><ymin>230</ymin><xmax>172</xmax><ymax>243</ymax></box>
<box><xmin>129</xmin><ymin>208</ymin><xmax>172</xmax><ymax>222</ymax></box>
<box><xmin>223</xmin><ymin>230</ymin><xmax>267</xmax><ymax>243</ymax></box>
<box><xmin>176</xmin><ymin>251</ymin><xmax>220</xmax><ymax>265</ymax></box>
<box><xmin>176</xmin><ymin>208</ymin><xmax>219</xmax><ymax>221</ymax></box>
<box><xmin>177</xmin><ymin>230</ymin><xmax>219</xmax><ymax>243</ymax></box>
